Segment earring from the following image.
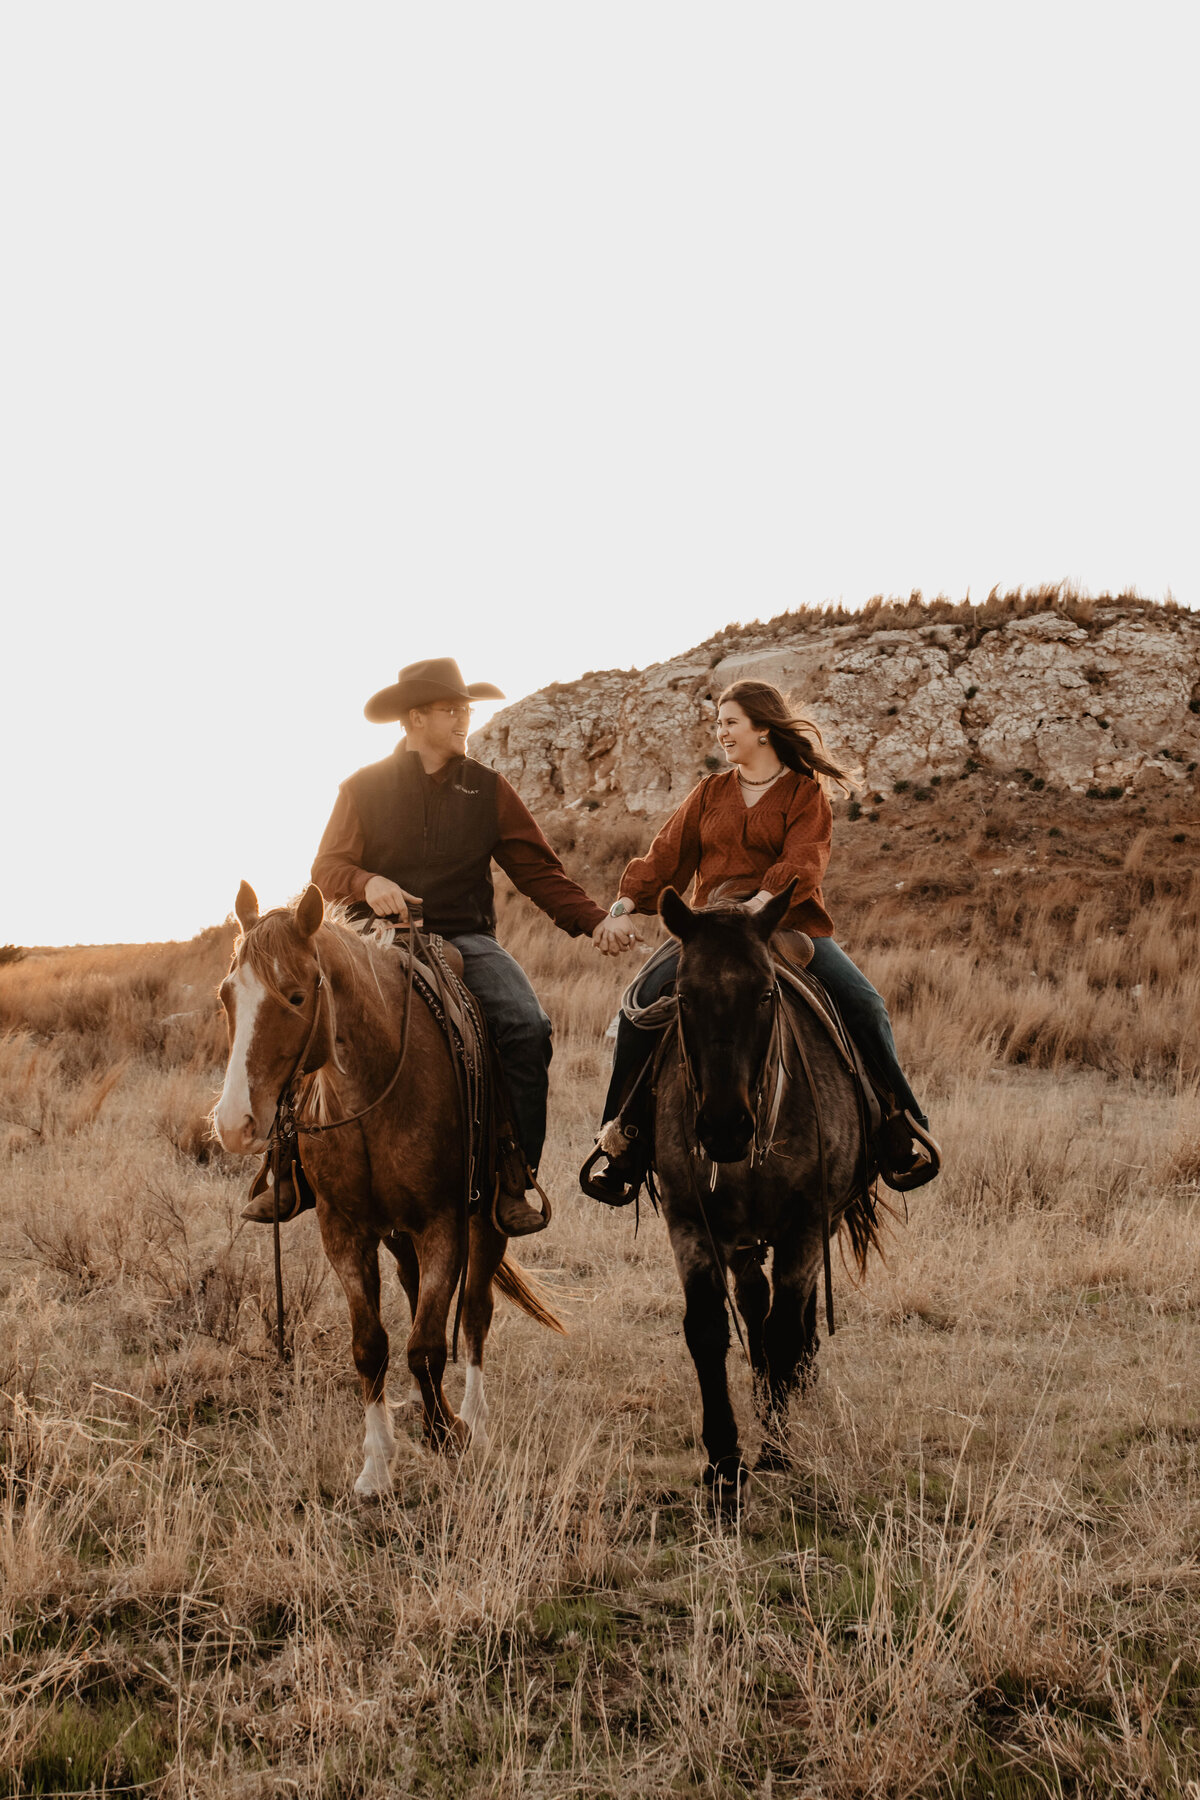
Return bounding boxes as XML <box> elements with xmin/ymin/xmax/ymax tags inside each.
<box><xmin>758</xmin><ymin>736</ymin><xmax>768</xmax><ymax>744</ymax></box>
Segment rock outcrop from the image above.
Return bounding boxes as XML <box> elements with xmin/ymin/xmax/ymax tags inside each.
<box><xmin>474</xmin><ymin>599</ymin><xmax>1200</xmax><ymax>821</ymax></box>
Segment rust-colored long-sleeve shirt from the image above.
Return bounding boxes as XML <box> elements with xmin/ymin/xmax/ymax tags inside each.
<box><xmin>618</xmin><ymin>767</ymin><xmax>835</xmax><ymax>936</ymax></box>
<box><xmin>312</xmin><ymin>762</ymin><xmax>606</xmax><ymax>939</ymax></box>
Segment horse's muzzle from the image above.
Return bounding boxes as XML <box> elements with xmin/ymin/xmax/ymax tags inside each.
<box><xmin>696</xmin><ymin>1099</ymin><xmax>754</xmax><ymax>1164</ymax></box>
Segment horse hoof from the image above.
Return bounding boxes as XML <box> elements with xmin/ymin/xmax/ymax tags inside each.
<box><xmin>703</xmin><ymin>1460</ymin><xmax>747</xmax><ymax>1516</ymax></box>
<box><xmin>438</xmin><ymin>1414</ymin><xmax>470</xmax><ymax>1457</ymax></box>
<box><xmin>354</xmin><ymin>1468</ymin><xmax>392</xmax><ymax>1500</ymax></box>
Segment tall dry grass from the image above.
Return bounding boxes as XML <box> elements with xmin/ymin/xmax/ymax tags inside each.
<box><xmin>3</xmin><ymin>821</ymin><xmax>1200</xmax><ymax>1795</ymax></box>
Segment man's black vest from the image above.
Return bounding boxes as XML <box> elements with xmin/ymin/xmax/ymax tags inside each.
<box><xmin>346</xmin><ymin>749</ymin><xmax>501</xmax><ymax>938</ymax></box>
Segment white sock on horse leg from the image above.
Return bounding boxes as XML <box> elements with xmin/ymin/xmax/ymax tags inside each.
<box><xmin>460</xmin><ymin>1362</ymin><xmax>489</xmax><ymax>1450</ymax></box>
<box><xmin>355</xmin><ymin>1396</ymin><xmax>396</xmax><ymax>1496</ymax></box>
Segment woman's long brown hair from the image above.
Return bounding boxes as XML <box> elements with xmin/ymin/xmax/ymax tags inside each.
<box><xmin>717</xmin><ymin>679</ymin><xmax>860</xmax><ymax>795</ymax></box>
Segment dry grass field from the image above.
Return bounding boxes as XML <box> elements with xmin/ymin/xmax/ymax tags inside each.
<box><xmin>3</xmin><ymin>773</ymin><xmax>1200</xmax><ymax>1797</ymax></box>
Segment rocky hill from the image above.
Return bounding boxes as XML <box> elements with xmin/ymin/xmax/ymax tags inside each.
<box><xmin>474</xmin><ymin>591</ymin><xmax>1199</xmax><ymax>826</ymax></box>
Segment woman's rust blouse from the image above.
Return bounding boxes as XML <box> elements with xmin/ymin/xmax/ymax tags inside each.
<box><xmin>618</xmin><ymin>767</ymin><xmax>835</xmax><ymax>936</ymax></box>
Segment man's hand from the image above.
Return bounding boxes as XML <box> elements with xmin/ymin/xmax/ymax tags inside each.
<box><xmin>593</xmin><ymin>914</ymin><xmax>642</xmax><ymax>957</ymax></box>
<box><xmin>364</xmin><ymin>876</ymin><xmax>423</xmax><ymax>921</ymax></box>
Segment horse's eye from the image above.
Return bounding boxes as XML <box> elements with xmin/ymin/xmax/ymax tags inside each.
<box><xmin>677</xmin><ymin>994</ymin><xmax>691</xmax><ymax>1012</ymax></box>
<box><xmin>760</xmin><ymin>990</ymin><xmax>775</xmax><ymax>1006</ymax></box>
<box><xmin>289</xmin><ymin>992</ymin><xmax>305</xmax><ymax>1007</ymax></box>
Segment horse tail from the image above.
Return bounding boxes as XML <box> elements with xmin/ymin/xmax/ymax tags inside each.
<box><xmin>492</xmin><ymin>1257</ymin><xmax>568</xmax><ymax>1335</ymax></box>
<box><xmin>841</xmin><ymin>1182</ymin><xmax>889</xmax><ymax>1277</ymax></box>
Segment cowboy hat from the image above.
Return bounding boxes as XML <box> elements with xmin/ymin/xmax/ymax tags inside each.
<box><xmin>363</xmin><ymin>657</ymin><xmax>505</xmax><ymax>723</ymax></box>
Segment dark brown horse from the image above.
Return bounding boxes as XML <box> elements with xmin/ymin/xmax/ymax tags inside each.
<box><xmin>214</xmin><ymin>882</ymin><xmax>562</xmax><ymax>1495</ymax></box>
<box><xmin>653</xmin><ymin>881</ymin><xmax>881</xmax><ymax>1501</ymax></box>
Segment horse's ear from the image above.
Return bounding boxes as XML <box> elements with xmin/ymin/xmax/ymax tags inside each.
<box><xmin>294</xmin><ymin>884</ymin><xmax>324</xmax><ymax>940</ymax></box>
<box><xmin>660</xmin><ymin>887</ymin><xmax>698</xmax><ymax>942</ymax></box>
<box><xmin>753</xmin><ymin>878</ymin><xmax>798</xmax><ymax>941</ymax></box>
<box><xmin>235</xmin><ymin>881</ymin><xmax>259</xmax><ymax>932</ymax></box>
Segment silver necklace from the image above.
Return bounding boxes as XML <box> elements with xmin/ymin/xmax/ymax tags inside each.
<box><xmin>738</xmin><ymin>765</ymin><xmax>785</xmax><ymax>787</ymax></box>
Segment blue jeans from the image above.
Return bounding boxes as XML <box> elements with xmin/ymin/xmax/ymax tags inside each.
<box><xmin>452</xmin><ymin>933</ymin><xmax>553</xmax><ymax>1171</ymax></box>
<box><xmin>806</xmin><ymin>937</ymin><xmax>926</xmax><ymax>1127</ymax></box>
<box><xmin>602</xmin><ymin>938</ymin><xmax>926</xmax><ymax>1128</ymax></box>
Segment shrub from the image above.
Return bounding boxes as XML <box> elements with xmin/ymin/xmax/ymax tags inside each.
<box><xmin>704</xmin><ymin>754</ymin><xmax>722</xmax><ymax>770</ymax></box>
<box><xmin>1048</xmin><ymin>826</ymin><xmax>1063</xmax><ymax>837</ymax></box>
<box><xmin>1031</xmin><ymin>777</ymin><xmax>1045</xmax><ymax>791</ymax></box>
<box><xmin>0</xmin><ymin>944</ymin><xmax>25</xmax><ymax>966</ymax></box>
<box><xmin>1097</xmin><ymin>718</ymin><xmax>1110</xmax><ymax>729</ymax></box>
<box><xmin>964</xmin><ymin>757</ymin><xmax>981</xmax><ymax>774</ymax></box>
<box><xmin>886</xmin><ymin>705</ymin><xmax>898</xmax><ymax>717</ymax></box>
<box><xmin>893</xmin><ymin>780</ymin><xmax>911</xmax><ymax>794</ymax></box>
<box><xmin>965</xmin><ymin>685</ymin><xmax>978</xmax><ymax>699</ymax></box>
<box><xmin>930</xmin><ymin>775</ymin><xmax>942</xmax><ymax>787</ymax></box>
<box><xmin>847</xmin><ymin>799</ymin><xmax>862</xmax><ymax>820</ymax></box>
<box><xmin>913</xmin><ymin>787</ymin><xmax>932</xmax><ymax>801</ymax></box>
<box><xmin>1189</xmin><ymin>699</ymin><xmax>1200</xmax><ymax>714</ymax></box>
<box><xmin>1173</xmin><ymin>833</ymin><xmax>1187</xmax><ymax>844</ymax></box>
<box><xmin>868</xmin><ymin>810</ymin><xmax>879</xmax><ymax>822</ymax></box>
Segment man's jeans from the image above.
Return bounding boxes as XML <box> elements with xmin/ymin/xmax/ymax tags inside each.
<box><xmin>452</xmin><ymin>933</ymin><xmax>553</xmax><ymax>1171</ymax></box>
<box><xmin>602</xmin><ymin>936</ymin><xmax>926</xmax><ymax>1129</ymax></box>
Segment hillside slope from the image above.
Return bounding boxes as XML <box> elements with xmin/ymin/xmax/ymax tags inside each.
<box><xmin>474</xmin><ymin>590</ymin><xmax>1199</xmax><ymax>824</ymax></box>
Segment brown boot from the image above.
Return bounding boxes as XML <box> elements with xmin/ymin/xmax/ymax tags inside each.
<box><xmin>241</xmin><ymin>1153</ymin><xmax>315</xmax><ymax>1224</ymax></box>
<box><xmin>494</xmin><ymin>1186</ymin><xmax>550</xmax><ymax>1237</ymax></box>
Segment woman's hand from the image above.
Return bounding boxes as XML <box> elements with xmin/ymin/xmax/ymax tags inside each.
<box><xmin>593</xmin><ymin>913</ymin><xmax>642</xmax><ymax>956</ymax></box>
<box><xmin>364</xmin><ymin>876</ymin><xmax>423</xmax><ymax>921</ymax></box>
<box><xmin>743</xmin><ymin>889</ymin><xmax>775</xmax><ymax>915</ymax></box>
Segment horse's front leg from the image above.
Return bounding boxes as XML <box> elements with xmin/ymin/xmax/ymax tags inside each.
<box><xmin>407</xmin><ymin>1216</ymin><xmax>468</xmax><ymax>1454</ymax></box>
<box><xmin>319</xmin><ymin>1216</ymin><xmax>395</xmax><ymax>1496</ymax></box>
<box><xmin>730</xmin><ymin>1245</ymin><xmax>771</xmax><ymax>1402</ymax></box>
<box><xmin>670</xmin><ymin>1224</ymin><xmax>744</xmax><ymax>1501</ymax></box>
<box><xmin>758</xmin><ymin>1227</ymin><xmax>822</xmax><ymax>1471</ymax></box>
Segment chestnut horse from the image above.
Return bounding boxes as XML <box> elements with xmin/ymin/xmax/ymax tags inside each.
<box><xmin>653</xmin><ymin>881</ymin><xmax>881</xmax><ymax>1503</ymax></box>
<box><xmin>214</xmin><ymin>882</ymin><xmax>563</xmax><ymax>1495</ymax></box>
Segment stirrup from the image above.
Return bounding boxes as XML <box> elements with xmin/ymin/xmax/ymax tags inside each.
<box><xmin>579</xmin><ymin>1127</ymin><xmax>642</xmax><ymax>1207</ymax></box>
<box><xmin>879</xmin><ymin>1110</ymin><xmax>942</xmax><ymax>1192</ymax></box>
<box><xmin>242</xmin><ymin>1154</ymin><xmax>314</xmax><ymax>1223</ymax></box>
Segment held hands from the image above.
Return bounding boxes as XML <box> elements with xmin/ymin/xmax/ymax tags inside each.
<box><xmin>364</xmin><ymin>876</ymin><xmax>423</xmax><ymax>922</ymax></box>
<box><xmin>592</xmin><ymin>912</ymin><xmax>643</xmax><ymax>957</ymax></box>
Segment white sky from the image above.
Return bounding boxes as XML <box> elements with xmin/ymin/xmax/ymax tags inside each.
<box><xmin>2</xmin><ymin>4</ymin><xmax>1195</xmax><ymax>947</ymax></box>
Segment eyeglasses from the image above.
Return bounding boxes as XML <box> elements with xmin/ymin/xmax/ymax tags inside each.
<box><xmin>429</xmin><ymin>704</ymin><xmax>473</xmax><ymax>722</ymax></box>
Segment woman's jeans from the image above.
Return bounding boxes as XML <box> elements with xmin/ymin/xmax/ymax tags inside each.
<box><xmin>452</xmin><ymin>933</ymin><xmax>553</xmax><ymax>1171</ymax></box>
<box><xmin>601</xmin><ymin>936</ymin><xmax>926</xmax><ymax>1129</ymax></box>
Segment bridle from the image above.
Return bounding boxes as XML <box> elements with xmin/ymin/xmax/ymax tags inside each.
<box><xmin>674</xmin><ymin>970</ymin><xmax>782</xmax><ymax>1177</ymax></box>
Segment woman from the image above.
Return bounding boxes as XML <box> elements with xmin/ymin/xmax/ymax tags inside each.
<box><xmin>585</xmin><ymin>679</ymin><xmax>935</xmax><ymax>1205</ymax></box>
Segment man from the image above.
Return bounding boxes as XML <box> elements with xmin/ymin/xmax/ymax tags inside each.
<box><xmin>245</xmin><ymin>656</ymin><xmax>612</xmax><ymax>1236</ymax></box>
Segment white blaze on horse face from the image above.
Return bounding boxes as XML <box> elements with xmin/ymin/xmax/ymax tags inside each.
<box><xmin>460</xmin><ymin>1362</ymin><xmax>489</xmax><ymax>1451</ymax></box>
<box><xmin>215</xmin><ymin>964</ymin><xmax>270</xmax><ymax>1153</ymax></box>
<box><xmin>355</xmin><ymin>1397</ymin><xmax>396</xmax><ymax>1496</ymax></box>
